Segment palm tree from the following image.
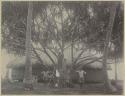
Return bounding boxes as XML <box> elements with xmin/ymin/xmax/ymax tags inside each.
<box><xmin>23</xmin><ymin>2</ymin><xmax>33</xmax><ymax>90</ymax></box>
<box><xmin>102</xmin><ymin>3</ymin><xmax>117</xmax><ymax>92</ymax></box>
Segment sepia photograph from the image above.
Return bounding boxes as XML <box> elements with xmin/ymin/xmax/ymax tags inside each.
<box><xmin>1</xmin><ymin>1</ymin><xmax>124</xmax><ymax>95</ymax></box>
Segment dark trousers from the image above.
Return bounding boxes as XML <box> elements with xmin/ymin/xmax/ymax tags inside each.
<box><xmin>79</xmin><ymin>77</ymin><xmax>84</xmax><ymax>88</ymax></box>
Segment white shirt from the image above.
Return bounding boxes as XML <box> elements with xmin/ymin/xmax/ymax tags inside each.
<box><xmin>56</xmin><ymin>70</ymin><xmax>60</xmax><ymax>77</ymax></box>
<box><xmin>76</xmin><ymin>70</ymin><xmax>86</xmax><ymax>78</ymax></box>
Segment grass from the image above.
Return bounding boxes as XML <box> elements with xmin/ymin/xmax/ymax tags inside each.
<box><xmin>1</xmin><ymin>80</ymin><xmax>123</xmax><ymax>95</ymax></box>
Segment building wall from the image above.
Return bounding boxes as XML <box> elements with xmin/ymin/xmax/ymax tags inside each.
<box><xmin>84</xmin><ymin>69</ymin><xmax>104</xmax><ymax>83</ymax></box>
<box><xmin>71</xmin><ymin>69</ymin><xmax>104</xmax><ymax>83</ymax></box>
<box><xmin>9</xmin><ymin>67</ymin><xmax>104</xmax><ymax>83</ymax></box>
<box><xmin>11</xmin><ymin>68</ymin><xmax>24</xmax><ymax>81</ymax></box>
<box><xmin>10</xmin><ymin>68</ymin><xmax>42</xmax><ymax>81</ymax></box>
<box><xmin>8</xmin><ymin>68</ymin><xmax>12</xmax><ymax>81</ymax></box>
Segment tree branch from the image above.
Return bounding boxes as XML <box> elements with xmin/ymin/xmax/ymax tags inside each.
<box><xmin>39</xmin><ymin>42</ymin><xmax>56</xmax><ymax>65</ymax></box>
<box><xmin>73</xmin><ymin>48</ymin><xmax>88</xmax><ymax>64</ymax></box>
<box><xmin>31</xmin><ymin>43</ymin><xmax>44</xmax><ymax>64</ymax></box>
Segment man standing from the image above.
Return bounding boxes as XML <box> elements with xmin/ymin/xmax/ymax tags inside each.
<box><xmin>55</xmin><ymin>69</ymin><xmax>60</xmax><ymax>88</ymax></box>
<box><xmin>76</xmin><ymin>69</ymin><xmax>86</xmax><ymax>88</ymax></box>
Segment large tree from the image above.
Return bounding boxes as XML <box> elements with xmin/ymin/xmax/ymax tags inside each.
<box><xmin>2</xmin><ymin>1</ymin><xmax>124</xmax><ymax>90</ymax></box>
<box><xmin>2</xmin><ymin>1</ymin><xmax>123</xmax><ymax>60</ymax></box>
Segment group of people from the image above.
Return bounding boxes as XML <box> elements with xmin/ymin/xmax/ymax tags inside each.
<box><xmin>41</xmin><ymin>69</ymin><xmax>87</xmax><ymax>88</ymax></box>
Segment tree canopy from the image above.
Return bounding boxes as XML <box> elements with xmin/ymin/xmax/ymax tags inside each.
<box><xmin>2</xmin><ymin>1</ymin><xmax>123</xmax><ymax>59</ymax></box>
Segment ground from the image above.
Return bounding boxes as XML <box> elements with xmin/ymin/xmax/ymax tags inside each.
<box><xmin>1</xmin><ymin>80</ymin><xmax>123</xmax><ymax>95</ymax></box>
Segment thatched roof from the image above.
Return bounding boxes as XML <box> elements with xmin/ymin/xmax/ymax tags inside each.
<box><xmin>85</xmin><ymin>61</ymin><xmax>103</xmax><ymax>69</ymax></box>
<box><xmin>76</xmin><ymin>59</ymin><xmax>111</xmax><ymax>70</ymax></box>
<box><xmin>7</xmin><ymin>56</ymin><xmax>47</xmax><ymax>69</ymax></box>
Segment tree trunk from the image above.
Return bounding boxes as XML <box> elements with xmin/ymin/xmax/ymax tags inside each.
<box><xmin>32</xmin><ymin>43</ymin><xmax>43</xmax><ymax>64</ymax></box>
<box><xmin>102</xmin><ymin>3</ymin><xmax>117</xmax><ymax>92</ymax></box>
<box><xmin>71</xmin><ymin>36</ymin><xmax>74</xmax><ymax>65</ymax></box>
<box><xmin>115</xmin><ymin>48</ymin><xmax>117</xmax><ymax>82</ymax></box>
<box><xmin>59</xmin><ymin>3</ymin><xmax>65</xmax><ymax>88</ymax></box>
<box><xmin>115</xmin><ymin>57</ymin><xmax>117</xmax><ymax>82</ymax></box>
<box><xmin>23</xmin><ymin>2</ymin><xmax>33</xmax><ymax>90</ymax></box>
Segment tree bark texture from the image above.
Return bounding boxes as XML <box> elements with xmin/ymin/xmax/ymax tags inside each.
<box><xmin>102</xmin><ymin>3</ymin><xmax>117</xmax><ymax>92</ymax></box>
<box><xmin>23</xmin><ymin>2</ymin><xmax>33</xmax><ymax>90</ymax></box>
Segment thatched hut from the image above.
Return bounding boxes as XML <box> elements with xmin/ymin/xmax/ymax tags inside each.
<box><xmin>70</xmin><ymin>60</ymin><xmax>111</xmax><ymax>83</ymax></box>
<box><xmin>6</xmin><ymin>57</ymin><xmax>51</xmax><ymax>82</ymax></box>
